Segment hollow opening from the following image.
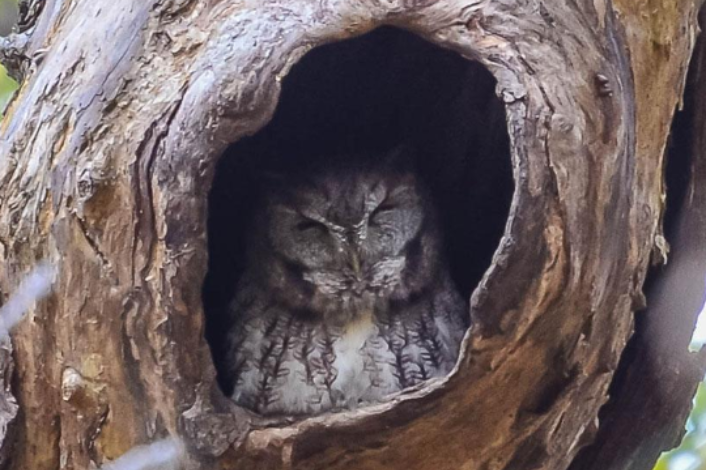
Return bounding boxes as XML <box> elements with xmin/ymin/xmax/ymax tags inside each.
<box><xmin>203</xmin><ymin>26</ymin><xmax>513</xmax><ymax>407</ymax></box>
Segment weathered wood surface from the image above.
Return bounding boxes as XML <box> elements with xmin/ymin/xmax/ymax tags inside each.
<box><xmin>571</xmin><ymin>4</ymin><xmax>706</xmax><ymax>469</ymax></box>
<box><xmin>0</xmin><ymin>0</ymin><xmax>701</xmax><ymax>469</ymax></box>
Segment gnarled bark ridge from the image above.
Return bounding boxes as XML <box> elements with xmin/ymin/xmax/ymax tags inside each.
<box><xmin>0</xmin><ymin>1</ymin><xmax>702</xmax><ymax>469</ymax></box>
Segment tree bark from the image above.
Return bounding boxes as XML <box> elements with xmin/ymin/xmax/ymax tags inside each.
<box><xmin>0</xmin><ymin>1</ymin><xmax>703</xmax><ymax>469</ymax></box>
<box><xmin>571</xmin><ymin>4</ymin><xmax>706</xmax><ymax>469</ymax></box>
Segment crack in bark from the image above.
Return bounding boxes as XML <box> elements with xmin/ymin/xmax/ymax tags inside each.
<box><xmin>75</xmin><ymin>33</ymin><xmax>139</xmax><ymax>115</ymax></box>
<box><xmin>72</xmin><ymin>212</ymin><xmax>108</xmax><ymax>266</ymax></box>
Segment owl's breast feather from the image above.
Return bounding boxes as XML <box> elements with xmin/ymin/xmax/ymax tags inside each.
<box><xmin>330</xmin><ymin>309</ymin><xmax>377</xmax><ymax>398</ymax></box>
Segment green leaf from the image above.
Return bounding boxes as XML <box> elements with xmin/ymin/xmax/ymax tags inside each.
<box><xmin>0</xmin><ymin>64</ymin><xmax>18</xmax><ymax>117</ymax></box>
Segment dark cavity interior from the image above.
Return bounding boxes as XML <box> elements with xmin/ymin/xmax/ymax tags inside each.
<box><xmin>203</xmin><ymin>26</ymin><xmax>514</xmax><ymax>394</ymax></box>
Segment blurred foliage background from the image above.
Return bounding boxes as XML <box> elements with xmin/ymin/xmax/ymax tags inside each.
<box><xmin>0</xmin><ymin>0</ymin><xmax>18</xmax><ymax>115</ymax></box>
<box><xmin>0</xmin><ymin>64</ymin><xmax>17</xmax><ymax>114</ymax></box>
<box><xmin>0</xmin><ymin>0</ymin><xmax>17</xmax><ymax>36</ymax></box>
<box><xmin>656</xmin><ymin>383</ymin><xmax>706</xmax><ymax>470</ymax></box>
<box><xmin>657</xmin><ymin>308</ymin><xmax>706</xmax><ymax>470</ymax></box>
<box><xmin>0</xmin><ymin>0</ymin><xmax>704</xmax><ymax>467</ymax></box>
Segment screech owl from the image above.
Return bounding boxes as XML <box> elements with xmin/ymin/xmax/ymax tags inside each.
<box><xmin>224</xmin><ymin>148</ymin><xmax>468</xmax><ymax>416</ymax></box>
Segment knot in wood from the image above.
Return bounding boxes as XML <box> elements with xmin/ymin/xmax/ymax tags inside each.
<box><xmin>77</xmin><ymin>170</ymin><xmax>95</xmax><ymax>199</ymax></box>
<box><xmin>594</xmin><ymin>73</ymin><xmax>613</xmax><ymax>97</ymax></box>
<box><xmin>61</xmin><ymin>367</ymin><xmax>86</xmax><ymax>402</ymax></box>
<box><xmin>61</xmin><ymin>366</ymin><xmax>103</xmax><ymax>412</ymax></box>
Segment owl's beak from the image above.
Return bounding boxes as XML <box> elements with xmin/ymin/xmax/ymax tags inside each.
<box><xmin>349</xmin><ymin>250</ymin><xmax>362</xmax><ymax>279</ymax></box>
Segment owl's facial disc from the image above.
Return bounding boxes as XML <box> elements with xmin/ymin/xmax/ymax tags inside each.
<box><xmin>265</xmin><ymin>170</ymin><xmax>426</xmax><ymax>322</ymax></box>
<box><xmin>302</xmin><ymin>215</ymin><xmax>407</xmax><ymax>309</ymax></box>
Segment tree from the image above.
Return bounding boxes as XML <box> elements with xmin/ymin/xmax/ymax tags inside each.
<box><xmin>0</xmin><ymin>0</ymin><xmax>704</xmax><ymax>469</ymax></box>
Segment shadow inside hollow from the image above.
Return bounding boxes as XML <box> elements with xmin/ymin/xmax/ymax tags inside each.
<box><xmin>203</xmin><ymin>26</ymin><xmax>514</xmax><ymax>394</ymax></box>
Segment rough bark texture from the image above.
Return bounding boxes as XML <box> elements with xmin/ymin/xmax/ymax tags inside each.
<box><xmin>0</xmin><ymin>1</ymin><xmax>702</xmax><ymax>469</ymax></box>
<box><xmin>571</xmin><ymin>5</ymin><xmax>706</xmax><ymax>469</ymax></box>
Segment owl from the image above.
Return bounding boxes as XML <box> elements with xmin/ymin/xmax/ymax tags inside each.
<box><xmin>224</xmin><ymin>148</ymin><xmax>468</xmax><ymax>416</ymax></box>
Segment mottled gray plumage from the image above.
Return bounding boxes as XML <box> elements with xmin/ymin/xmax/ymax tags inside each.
<box><xmin>225</xmin><ymin>150</ymin><xmax>468</xmax><ymax>416</ymax></box>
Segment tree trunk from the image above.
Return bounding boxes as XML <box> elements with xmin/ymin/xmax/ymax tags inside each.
<box><xmin>0</xmin><ymin>1</ymin><xmax>704</xmax><ymax>469</ymax></box>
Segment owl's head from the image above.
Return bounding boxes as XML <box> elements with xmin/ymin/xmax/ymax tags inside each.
<box><xmin>251</xmin><ymin>147</ymin><xmax>443</xmax><ymax>324</ymax></box>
